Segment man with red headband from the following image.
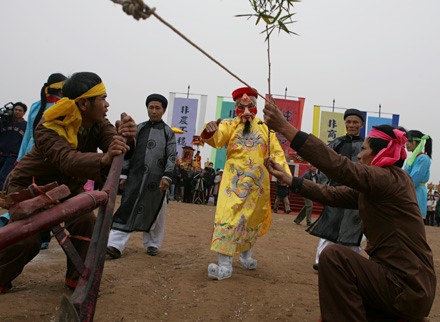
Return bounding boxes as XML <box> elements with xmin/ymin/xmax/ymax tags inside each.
<box><xmin>263</xmin><ymin>101</ymin><xmax>435</xmax><ymax>322</ymax></box>
<box><xmin>201</xmin><ymin>87</ymin><xmax>290</xmax><ymax>280</ymax></box>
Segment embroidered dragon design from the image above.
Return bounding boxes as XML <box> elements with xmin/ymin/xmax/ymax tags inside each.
<box><xmin>226</xmin><ymin>158</ymin><xmax>264</xmax><ymax>199</ymax></box>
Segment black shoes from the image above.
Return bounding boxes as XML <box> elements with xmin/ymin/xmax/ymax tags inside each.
<box><xmin>147</xmin><ymin>247</ymin><xmax>159</xmax><ymax>256</ymax></box>
<box><xmin>313</xmin><ymin>263</ymin><xmax>319</xmax><ymax>271</ymax></box>
<box><xmin>107</xmin><ymin>246</ymin><xmax>159</xmax><ymax>258</ymax></box>
<box><xmin>107</xmin><ymin>246</ymin><xmax>122</xmax><ymax>259</ymax></box>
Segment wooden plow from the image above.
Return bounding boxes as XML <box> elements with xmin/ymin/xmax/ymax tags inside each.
<box><xmin>0</xmin><ymin>152</ymin><xmax>124</xmax><ymax>321</ymax></box>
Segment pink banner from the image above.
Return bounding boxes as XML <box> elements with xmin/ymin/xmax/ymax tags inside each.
<box><xmin>265</xmin><ymin>96</ymin><xmax>305</xmax><ymax>160</ymax></box>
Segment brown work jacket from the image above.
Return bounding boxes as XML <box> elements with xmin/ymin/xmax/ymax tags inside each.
<box><xmin>291</xmin><ymin>133</ymin><xmax>436</xmax><ymax>317</ymax></box>
<box><xmin>8</xmin><ymin>120</ymin><xmax>116</xmax><ymax>196</ymax></box>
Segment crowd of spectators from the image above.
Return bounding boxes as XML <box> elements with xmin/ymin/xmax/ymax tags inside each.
<box><xmin>170</xmin><ymin>160</ymin><xmax>222</xmax><ymax>205</ymax></box>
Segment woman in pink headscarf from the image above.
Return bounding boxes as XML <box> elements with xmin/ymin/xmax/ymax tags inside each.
<box><xmin>263</xmin><ymin>98</ymin><xmax>435</xmax><ymax>322</ymax></box>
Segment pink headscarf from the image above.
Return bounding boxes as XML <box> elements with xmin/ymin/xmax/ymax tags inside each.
<box><xmin>368</xmin><ymin>128</ymin><xmax>407</xmax><ymax>167</ymax></box>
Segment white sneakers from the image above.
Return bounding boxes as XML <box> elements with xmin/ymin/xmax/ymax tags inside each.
<box><xmin>208</xmin><ymin>250</ymin><xmax>257</xmax><ymax>280</ymax></box>
<box><xmin>207</xmin><ymin>263</ymin><xmax>233</xmax><ymax>280</ymax></box>
<box><xmin>240</xmin><ymin>257</ymin><xmax>258</xmax><ymax>270</ymax></box>
<box><xmin>240</xmin><ymin>248</ymin><xmax>258</xmax><ymax>270</ymax></box>
<box><xmin>208</xmin><ymin>253</ymin><xmax>233</xmax><ymax>280</ymax></box>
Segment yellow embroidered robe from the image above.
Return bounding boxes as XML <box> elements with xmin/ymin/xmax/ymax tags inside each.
<box><xmin>203</xmin><ymin>117</ymin><xmax>291</xmax><ymax>256</ymax></box>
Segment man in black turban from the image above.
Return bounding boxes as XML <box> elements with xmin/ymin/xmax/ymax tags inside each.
<box><xmin>146</xmin><ymin>94</ymin><xmax>168</xmax><ymax>109</ymax></box>
<box><xmin>107</xmin><ymin>93</ymin><xmax>176</xmax><ymax>258</ymax></box>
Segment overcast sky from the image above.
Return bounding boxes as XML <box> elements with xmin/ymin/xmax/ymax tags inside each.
<box><xmin>1</xmin><ymin>0</ymin><xmax>439</xmax><ymax>182</ymax></box>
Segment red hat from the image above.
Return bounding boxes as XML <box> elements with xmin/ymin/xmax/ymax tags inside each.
<box><xmin>232</xmin><ymin>87</ymin><xmax>258</xmax><ymax>101</ymax></box>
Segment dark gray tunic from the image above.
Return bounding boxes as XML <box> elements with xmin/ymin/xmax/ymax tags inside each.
<box><xmin>306</xmin><ymin>134</ymin><xmax>364</xmax><ymax>246</ymax></box>
<box><xmin>112</xmin><ymin>120</ymin><xmax>176</xmax><ymax>232</ymax></box>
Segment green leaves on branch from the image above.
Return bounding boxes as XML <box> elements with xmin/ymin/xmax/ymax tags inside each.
<box><xmin>236</xmin><ymin>0</ymin><xmax>300</xmax><ymax>41</ymax></box>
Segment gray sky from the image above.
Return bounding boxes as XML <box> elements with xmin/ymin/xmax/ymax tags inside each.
<box><xmin>1</xmin><ymin>0</ymin><xmax>439</xmax><ymax>182</ymax></box>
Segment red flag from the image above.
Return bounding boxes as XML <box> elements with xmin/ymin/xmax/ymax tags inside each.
<box><xmin>265</xmin><ymin>96</ymin><xmax>305</xmax><ymax>160</ymax></box>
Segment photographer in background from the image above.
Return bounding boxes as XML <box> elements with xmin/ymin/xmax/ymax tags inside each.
<box><xmin>0</xmin><ymin>102</ymin><xmax>27</xmax><ymax>189</ymax></box>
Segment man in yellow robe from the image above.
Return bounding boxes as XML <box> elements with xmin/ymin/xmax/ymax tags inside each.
<box><xmin>201</xmin><ymin>87</ymin><xmax>291</xmax><ymax>280</ymax></box>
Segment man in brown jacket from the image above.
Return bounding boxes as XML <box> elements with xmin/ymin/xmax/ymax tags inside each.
<box><xmin>0</xmin><ymin>72</ymin><xmax>137</xmax><ymax>293</ymax></box>
<box><xmin>263</xmin><ymin>101</ymin><xmax>435</xmax><ymax>322</ymax></box>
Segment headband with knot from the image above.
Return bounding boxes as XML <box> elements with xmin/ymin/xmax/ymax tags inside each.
<box><xmin>43</xmin><ymin>82</ymin><xmax>106</xmax><ymax>149</ymax></box>
<box><xmin>406</xmin><ymin>134</ymin><xmax>430</xmax><ymax>167</ymax></box>
<box><xmin>44</xmin><ymin>81</ymin><xmax>65</xmax><ymax>95</ymax></box>
<box><xmin>368</xmin><ymin>128</ymin><xmax>407</xmax><ymax>167</ymax></box>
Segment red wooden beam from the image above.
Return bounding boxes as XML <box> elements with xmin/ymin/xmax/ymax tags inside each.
<box><xmin>0</xmin><ymin>190</ymin><xmax>108</xmax><ymax>251</ymax></box>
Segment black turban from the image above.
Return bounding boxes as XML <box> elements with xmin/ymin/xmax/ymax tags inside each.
<box><xmin>344</xmin><ymin>108</ymin><xmax>364</xmax><ymax>122</ymax></box>
<box><xmin>146</xmin><ymin>94</ymin><xmax>168</xmax><ymax>109</ymax></box>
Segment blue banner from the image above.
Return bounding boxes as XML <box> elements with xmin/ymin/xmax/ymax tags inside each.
<box><xmin>171</xmin><ymin>97</ymin><xmax>198</xmax><ymax>156</ymax></box>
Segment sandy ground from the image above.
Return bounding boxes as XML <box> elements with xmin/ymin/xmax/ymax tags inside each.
<box><xmin>1</xmin><ymin>198</ymin><xmax>440</xmax><ymax>322</ymax></box>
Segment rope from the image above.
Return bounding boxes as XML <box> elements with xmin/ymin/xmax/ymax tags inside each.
<box><xmin>30</xmin><ymin>177</ymin><xmax>58</xmax><ymax>204</ymax></box>
<box><xmin>60</xmin><ymin>233</ymin><xmax>91</xmax><ymax>245</ymax></box>
<box><xmin>110</xmin><ymin>0</ymin><xmax>155</xmax><ymax>20</ymax></box>
<box><xmin>110</xmin><ymin>0</ymin><xmax>276</xmax><ymax>156</ymax></box>
<box><xmin>109</xmin><ymin>0</ymin><xmax>267</xmax><ymax>102</ymax></box>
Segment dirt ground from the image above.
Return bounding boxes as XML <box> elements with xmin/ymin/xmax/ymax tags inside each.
<box><xmin>1</xmin><ymin>198</ymin><xmax>440</xmax><ymax>322</ymax></box>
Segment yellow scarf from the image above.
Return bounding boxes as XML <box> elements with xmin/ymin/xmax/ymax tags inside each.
<box><xmin>43</xmin><ymin>82</ymin><xmax>106</xmax><ymax>149</ymax></box>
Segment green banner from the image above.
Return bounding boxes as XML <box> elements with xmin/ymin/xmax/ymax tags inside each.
<box><xmin>210</xmin><ymin>97</ymin><xmax>236</xmax><ymax>170</ymax></box>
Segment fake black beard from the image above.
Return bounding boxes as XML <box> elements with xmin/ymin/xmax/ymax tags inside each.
<box><xmin>243</xmin><ymin>120</ymin><xmax>251</xmax><ymax>135</ymax></box>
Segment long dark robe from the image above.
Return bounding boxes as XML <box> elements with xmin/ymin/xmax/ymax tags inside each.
<box><xmin>306</xmin><ymin>134</ymin><xmax>364</xmax><ymax>246</ymax></box>
<box><xmin>112</xmin><ymin>120</ymin><xmax>176</xmax><ymax>232</ymax></box>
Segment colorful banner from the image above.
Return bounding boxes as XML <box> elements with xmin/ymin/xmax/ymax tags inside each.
<box><xmin>265</xmin><ymin>96</ymin><xmax>305</xmax><ymax>128</ymax></box>
<box><xmin>211</xmin><ymin>97</ymin><xmax>236</xmax><ymax>170</ymax></box>
<box><xmin>366</xmin><ymin>115</ymin><xmax>400</xmax><ymax>134</ymax></box>
<box><xmin>211</xmin><ymin>95</ymin><xmax>306</xmax><ymax>169</ymax></box>
<box><xmin>219</xmin><ymin>99</ymin><xmax>236</xmax><ymax>119</ymax></box>
<box><xmin>171</xmin><ymin>97</ymin><xmax>198</xmax><ymax>156</ymax></box>
<box><xmin>313</xmin><ymin>105</ymin><xmax>399</xmax><ymax>144</ymax></box>
<box><xmin>318</xmin><ymin>111</ymin><xmax>346</xmax><ymax>145</ymax></box>
<box><xmin>312</xmin><ymin>105</ymin><xmax>321</xmax><ymax>137</ymax></box>
<box><xmin>367</xmin><ymin>116</ymin><xmax>392</xmax><ymax>134</ymax></box>
<box><xmin>265</xmin><ymin>96</ymin><xmax>305</xmax><ymax>159</ymax></box>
